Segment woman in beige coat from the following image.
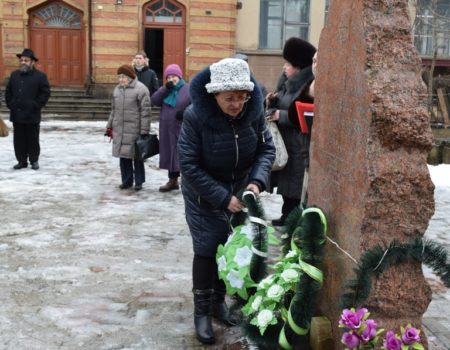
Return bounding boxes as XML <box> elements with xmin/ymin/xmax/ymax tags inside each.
<box><xmin>106</xmin><ymin>65</ymin><xmax>151</xmax><ymax>191</ymax></box>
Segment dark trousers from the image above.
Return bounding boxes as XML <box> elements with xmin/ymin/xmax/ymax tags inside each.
<box><xmin>169</xmin><ymin>171</ymin><xmax>180</xmax><ymax>179</ymax></box>
<box><xmin>13</xmin><ymin>122</ymin><xmax>40</xmax><ymax>164</ymax></box>
<box><xmin>193</xmin><ymin>254</ymin><xmax>225</xmax><ymax>291</ymax></box>
<box><xmin>119</xmin><ymin>158</ymin><xmax>145</xmax><ymax>186</ymax></box>
<box><xmin>281</xmin><ymin>196</ymin><xmax>300</xmax><ymax>218</ymax></box>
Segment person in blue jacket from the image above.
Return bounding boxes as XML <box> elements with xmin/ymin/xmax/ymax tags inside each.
<box><xmin>178</xmin><ymin>58</ymin><xmax>275</xmax><ymax>344</ymax></box>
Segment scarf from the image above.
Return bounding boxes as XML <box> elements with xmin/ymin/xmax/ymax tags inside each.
<box><xmin>163</xmin><ymin>79</ymin><xmax>185</xmax><ymax>108</ymax></box>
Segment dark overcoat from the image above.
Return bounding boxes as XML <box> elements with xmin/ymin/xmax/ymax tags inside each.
<box><xmin>5</xmin><ymin>68</ymin><xmax>50</xmax><ymax>124</ymax></box>
<box><xmin>272</xmin><ymin>66</ymin><xmax>314</xmax><ymax>199</ymax></box>
<box><xmin>135</xmin><ymin>66</ymin><xmax>159</xmax><ymax>96</ymax></box>
<box><xmin>178</xmin><ymin>67</ymin><xmax>276</xmax><ymax>257</ymax></box>
<box><xmin>151</xmin><ymin>82</ymin><xmax>190</xmax><ymax>172</ymax></box>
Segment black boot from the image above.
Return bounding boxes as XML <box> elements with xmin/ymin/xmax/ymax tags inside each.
<box><xmin>193</xmin><ymin>288</ymin><xmax>215</xmax><ymax>344</ymax></box>
<box><xmin>212</xmin><ymin>285</ymin><xmax>240</xmax><ymax>326</ymax></box>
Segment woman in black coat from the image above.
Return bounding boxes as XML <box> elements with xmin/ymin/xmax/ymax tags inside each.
<box><xmin>178</xmin><ymin>58</ymin><xmax>275</xmax><ymax>344</ymax></box>
<box><xmin>266</xmin><ymin>37</ymin><xmax>316</xmax><ymax>226</ymax></box>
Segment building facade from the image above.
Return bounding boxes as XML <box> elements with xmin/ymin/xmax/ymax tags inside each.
<box><xmin>0</xmin><ymin>0</ymin><xmax>448</xmax><ymax>93</ymax></box>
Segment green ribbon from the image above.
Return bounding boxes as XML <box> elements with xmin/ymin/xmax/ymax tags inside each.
<box><xmin>278</xmin><ymin>326</ymin><xmax>294</xmax><ymax>350</ymax></box>
<box><xmin>277</xmin><ymin>207</ymin><xmax>327</xmax><ymax>349</ymax></box>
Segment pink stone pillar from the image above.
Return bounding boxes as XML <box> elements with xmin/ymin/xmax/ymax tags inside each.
<box><xmin>308</xmin><ymin>0</ymin><xmax>435</xmax><ymax>347</ymax></box>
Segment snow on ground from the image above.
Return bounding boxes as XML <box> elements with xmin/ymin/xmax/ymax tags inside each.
<box><xmin>0</xmin><ymin>119</ymin><xmax>448</xmax><ymax>349</ymax></box>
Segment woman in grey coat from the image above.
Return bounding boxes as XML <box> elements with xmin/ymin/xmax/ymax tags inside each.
<box><xmin>266</xmin><ymin>37</ymin><xmax>316</xmax><ymax>225</ymax></box>
<box><xmin>106</xmin><ymin>65</ymin><xmax>151</xmax><ymax>191</ymax></box>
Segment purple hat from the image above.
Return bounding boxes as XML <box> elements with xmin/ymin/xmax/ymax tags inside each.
<box><xmin>164</xmin><ymin>64</ymin><xmax>183</xmax><ymax>79</ymax></box>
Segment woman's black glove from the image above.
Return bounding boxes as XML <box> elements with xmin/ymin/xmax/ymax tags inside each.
<box><xmin>165</xmin><ymin>81</ymin><xmax>174</xmax><ymax>90</ymax></box>
<box><xmin>175</xmin><ymin>110</ymin><xmax>184</xmax><ymax>121</ymax></box>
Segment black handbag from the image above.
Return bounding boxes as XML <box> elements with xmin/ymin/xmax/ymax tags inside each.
<box><xmin>135</xmin><ymin>133</ymin><xmax>159</xmax><ymax>161</ymax></box>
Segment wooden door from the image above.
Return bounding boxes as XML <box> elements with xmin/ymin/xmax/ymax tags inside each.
<box><xmin>163</xmin><ymin>28</ymin><xmax>185</xmax><ymax>75</ymax></box>
<box><xmin>143</xmin><ymin>0</ymin><xmax>186</xmax><ymax>79</ymax></box>
<box><xmin>29</xmin><ymin>2</ymin><xmax>84</xmax><ymax>86</ymax></box>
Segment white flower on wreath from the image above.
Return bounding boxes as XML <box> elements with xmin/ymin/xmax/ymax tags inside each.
<box><xmin>234</xmin><ymin>246</ymin><xmax>252</xmax><ymax>267</ymax></box>
<box><xmin>267</xmin><ymin>284</ymin><xmax>284</xmax><ymax>299</ymax></box>
<box><xmin>257</xmin><ymin>309</ymin><xmax>274</xmax><ymax>328</ymax></box>
<box><xmin>217</xmin><ymin>255</ymin><xmax>227</xmax><ymax>272</ymax></box>
<box><xmin>285</xmin><ymin>250</ymin><xmax>297</xmax><ymax>259</ymax></box>
<box><xmin>258</xmin><ymin>275</ymin><xmax>275</xmax><ymax>289</ymax></box>
<box><xmin>251</xmin><ymin>295</ymin><xmax>263</xmax><ymax>311</ymax></box>
<box><xmin>280</xmin><ymin>268</ymin><xmax>299</xmax><ymax>282</ymax></box>
<box><xmin>227</xmin><ymin>269</ymin><xmax>244</xmax><ymax>289</ymax></box>
<box><xmin>240</xmin><ymin>224</ymin><xmax>256</xmax><ymax>240</ymax></box>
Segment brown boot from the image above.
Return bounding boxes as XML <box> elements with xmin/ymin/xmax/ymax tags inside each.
<box><xmin>159</xmin><ymin>178</ymin><xmax>179</xmax><ymax>192</ymax></box>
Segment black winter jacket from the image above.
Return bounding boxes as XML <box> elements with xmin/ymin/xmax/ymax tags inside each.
<box><xmin>135</xmin><ymin>66</ymin><xmax>159</xmax><ymax>96</ymax></box>
<box><xmin>5</xmin><ymin>68</ymin><xmax>51</xmax><ymax>124</ymax></box>
<box><xmin>272</xmin><ymin>66</ymin><xmax>314</xmax><ymax>199</ymax></box>
<box><xmin>178</xmin><ymin>66</ymin><xmax>275</xmax><ymax>257</ymax></box>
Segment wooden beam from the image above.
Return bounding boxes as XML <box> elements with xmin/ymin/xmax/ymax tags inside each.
<box><xmin>437</xmin><ymin>88</ymin><xmax>450</xmax><ymax>124</ymax></box>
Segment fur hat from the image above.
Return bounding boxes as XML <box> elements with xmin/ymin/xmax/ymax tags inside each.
<box><xmin>164</xmin><ymin>64</ymin><xmax>183</xmax><ymax>79</ymax></box>
<box><xmin>282</xmin><ymin>37</ymin><xmax>316</xmax><ymax>69</ymax></box>
<box><xmin>117</xmin><ymin>64</ymin><xmax>136</xmax><ymax>79</ymax></box>
<box><xmin>17</xmin><ymin>48</ymin><xmax>38</xmax><ymax>62</ymax></box>
<box><xmin>205</xmin><ymin>58</ymin><xmax>254</xmax><ymax>94</ymax></box>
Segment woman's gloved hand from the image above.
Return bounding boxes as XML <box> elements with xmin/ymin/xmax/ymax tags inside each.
<box><xmin>105</xmin><ymin>128</ymin><xmax>113</xmax><ymax>138</ymax></box>
<box><xmin>165</xmin><ymin>81</ymin><xmax>174</xmax><ymax>90</ymax></box>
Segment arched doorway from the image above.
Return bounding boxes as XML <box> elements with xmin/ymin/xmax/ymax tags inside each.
<box><xmin>143</xmin><ymin>0</ymin><xmax>186</xmax><ymax>82</ymax></box>
<box><xmin>29</xmin><ymin>1</ymin><xmax>85</xmax><ymax>86</ymax></box>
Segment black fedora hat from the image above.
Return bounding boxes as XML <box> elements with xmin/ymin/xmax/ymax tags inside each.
<box><xmin>16</xmin><ymin>48</ymin><xmax>38</xmax><ymax>62</ymax></box>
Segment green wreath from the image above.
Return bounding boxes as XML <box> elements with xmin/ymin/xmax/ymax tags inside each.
<box><xmin>340</xmin><ymin>238</ymin><xmax>450</xmax><ymax>309</ymax></box>
<box><xmin>216</xmin><ymin>190</ymin><xmax>278</xmax><ymax>299</ymax></box>
<box><xmin>242</xmin><ymin>206</ymin><xmax>327</xmax><ymax>350</ymax></box>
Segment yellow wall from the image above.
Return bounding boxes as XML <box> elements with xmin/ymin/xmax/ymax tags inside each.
<box><xmin>236</xmin><ymin>0</ymin><xmax>327</xmax><ymax>51</ymax></box>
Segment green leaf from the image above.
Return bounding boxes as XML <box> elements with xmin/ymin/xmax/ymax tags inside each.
<box><xmin>412</xmin><ymin>343</ymin><xmax>424</xmax><ymax>350</ymax></box>
<box><xmin>401</xmin><ymin>345</ymin><xmax>408</xmax><ymax>350</ymax></box>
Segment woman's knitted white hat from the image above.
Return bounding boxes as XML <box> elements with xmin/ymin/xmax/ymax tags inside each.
<box><xmin>205</xmin><ymin>58</ymin><xmax>255</xmax><ymax>94</ymax></box>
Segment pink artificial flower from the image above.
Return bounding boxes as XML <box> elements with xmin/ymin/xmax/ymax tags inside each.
<box><xmin>339</xmin><ymin>308</ymin><xmax>368</xmax><ymax>329</ymax></box>
<box><xmin>341</xmin><ymin>331</ymin><xmax>360</xmax><ymax>349</ymax></box>
<box><xmin>401</xmin><ymin>326</ymin><xmax>420</xmax><ymax>345</ymax></box>
<box><xmin>360</xmin><ymin>319</ymin><xmax>377</xmax><ymax>343</ymax></box>
<box><xmin>384</xmin><ymin>331</ymin><xmax>402</xmax><ymax>350</ymax></box>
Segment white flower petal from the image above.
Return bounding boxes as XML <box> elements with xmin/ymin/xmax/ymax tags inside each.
<box><xmin>257</xmin><ymin>309</ymin><xmax>274</xmax><ymax>327</ymax></box>
<box><xmin>280</xmin><ymin>268</ymin><xmax>299</xmax><ymax>282</ymax></box>
<box><xmin>234</xmin><ymin>246</ymin><xmax>253</xmax><ymax>267</ymax></box>
<box><xmin>251</xmin><ymin>296</ymin><xmax>262</xmax><ymax>311</ymax></box>
<box><xmin>240</xmin><ymin>224</ymin><xmax>256</xmax><ymax>240</ymax></box>
<box><xmin>267</xmin><ymin>284</ymin><xmax>283</xmax><ymax>298</ymax></box>
<box><xmin>217</xmin><ymin>255</ymin><xmax>227</xmax><ymax>271</ymax></box>
<box><xmin>227</xmin><ymin>269</ymin><xmax>244</xmax><ymax>289</ymax></box>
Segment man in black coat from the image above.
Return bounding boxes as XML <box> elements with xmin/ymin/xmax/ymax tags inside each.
<box><xmin>5</xmin><ymin>48</ymin><xmax>51</xmax><ymax>170</ymax></box>
<box><xmin>132</xmin><ymin>51</ymin><xmax>159</xmax><ymax>96</ymax></box>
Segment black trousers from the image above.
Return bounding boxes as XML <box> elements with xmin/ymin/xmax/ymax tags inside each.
<box><xmin>119</xmin><ymin>158</ymin><xmax>145</xmax><ymax>186</ymax></box>
<box><xmin>281</xmin><ymin>196</ymin><xmax>300</xmax><ymax>218</ymax></box>
<box><xmin>13</xmin><ymin>122</ymin><xmax>40</xmax><ymax>164</ymax></box>
<box><xmin>168</xmin><ymin>171</ymin><xmax>180</xmax><ymax>179</ymax></box>
<box><xmin>192</xmin><ymin>254</ymin><xmax>225</xmax><ymax>292</ymax></box>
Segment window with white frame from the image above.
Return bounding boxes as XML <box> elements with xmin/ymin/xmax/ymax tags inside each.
<box><xmin>413</xmin><ymin>0</ymin><xmax>450</xmax><ymax>57</ymax></box>
<box><xmin>259</xmin><ymin>0</ymin><xmax>310</xmax><ymax>49</ymax></box>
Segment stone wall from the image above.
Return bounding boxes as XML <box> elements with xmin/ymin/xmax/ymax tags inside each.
<box><xmin>308</xmin><ymin>0</ymin><xmax>435</xmax><ymax>347</ymax></box>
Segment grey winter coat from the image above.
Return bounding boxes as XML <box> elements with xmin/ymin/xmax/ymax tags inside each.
<box><xmin>272</xmin><ymin>66</ymin><xmax>314</xmax><ymax>199</ymax></box>
<box><xmin>106</xmin><ymin>78</ymin><xmax>151</xmax><ymax>159</ymax></box>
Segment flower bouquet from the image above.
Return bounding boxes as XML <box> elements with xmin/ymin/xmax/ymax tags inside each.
<box><xmin>339</xmin><ymin>307</ymin><xmax>424</xmax><ymax>350</ymax></box>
